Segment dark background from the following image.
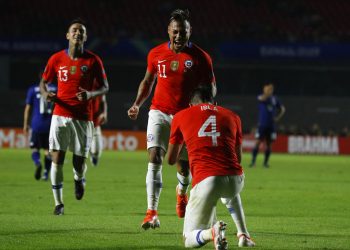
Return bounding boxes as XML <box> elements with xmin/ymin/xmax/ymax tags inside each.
<box><xmin>0</xmin><ymin>0</ymin><xmax>349</xmax><ymax>135</ymax></box>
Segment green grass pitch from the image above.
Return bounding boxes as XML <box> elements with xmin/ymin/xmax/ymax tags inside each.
<box><xmin>0</xmin><ymin>149</ymin><xmax>349</xmax><ymax>249</ymax></box>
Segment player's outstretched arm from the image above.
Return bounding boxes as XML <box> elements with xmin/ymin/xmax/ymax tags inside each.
<box><xmin>167</xmin><ymin>143</ymin><xmax>182</xmax><ymax>165</ymax></box>
<box><xmin>127</xmin><ymin>71</ymin><xmax>156</xmax><ymax>120</ymax></box>
<box><xmin>212</xmin><ymin>82</ymin><xmax>217</xmax><ymax>97</ymax></box>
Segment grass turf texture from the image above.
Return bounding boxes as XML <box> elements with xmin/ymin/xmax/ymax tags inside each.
<box><xmin>0</xmin><ymin>149</ymin><xmax>349</xmax><ymax>250</ymax></box>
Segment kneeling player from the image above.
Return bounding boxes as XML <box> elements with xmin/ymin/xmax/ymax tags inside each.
<box><xmin>168</xmin><ymin>85</ymin><xmax>255</xmax><ymax>249</ymax></box>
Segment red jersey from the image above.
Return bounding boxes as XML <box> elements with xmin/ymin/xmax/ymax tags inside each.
<box><xmin>169</xmin><ymin>103</ymin><xmax>243</xmax><ymax>187</ymax></box>
<box><xmin>92</xmin><ymin>95</ymin><xmax>103</xmax><ymax>126</ymax></box>
<box><xmin>42</xmin><ymin>49</ymin><xmax>107</xmax><ymax>121</ymax></box>
<box><xmin>147</xmin><ymin>42</ymin><xmax>215</xmax><ymax>115</ymax></box>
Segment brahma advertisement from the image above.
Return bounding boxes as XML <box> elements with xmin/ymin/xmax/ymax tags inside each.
<box><xmin>1</xmin><ymin>128</ymin><xmax>350</xmax><ymax>155</ymax></box>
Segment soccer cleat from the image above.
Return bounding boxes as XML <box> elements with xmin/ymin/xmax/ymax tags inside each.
<box><xmin>238</xmin><ymin>234</ymin><xmax>255</xmax><ymax>247</ymax></box>
<box><xmin>176</xmin><ymin>185</ymin><xmax>188</xmax><ymax>218</ymax></box>
<box><xmin>53</xmin><ymin>204</ymin><xmax>64</xmax><ymax>215</ymax></box>
<box><xmin>34</xmin><ymin>165</ymin><xmax>42</xmax><ymax>180</ymax></box>
<box><xmin>212</xmin><ymin>221</ymin><xmax>228</xmax><ymax>250</ymax></box>
<box><xmin>74</xmin><ymin>179</ymin><xmax>85</xmax><ymax>200</ymax></box>
<box><xmin>41</xmin><ymin>170</ymin><xmax>49</xmax><ymax>181</ymax></box>
<box><xmin>141</xmin><ymin>209</ymin><xmax>160</xmax><ymax>230</ymax></box>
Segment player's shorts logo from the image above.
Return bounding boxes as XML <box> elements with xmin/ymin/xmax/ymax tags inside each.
<box><xmin>184</xmin><ymin>60</ymin><xmax>193</xmax><ymax>68</ymax></box>
<box><xmin>147</xmin><ymin>134</ymin><xmax>154</xmax><ymax>142</ymax></box>
<box><xmin>170</xmin><ymin>61</ymin><xmax>179</xmax><ymax>71</ymax></box>
<box><xmin>70</xmin><ymin>66</ymin><xmax>77</xmax><ymax>75</ymax></box>
<box><xmin>81</xmin><ymin>65</ymin><xmax>88</xmax><ymax>73</ymax></box>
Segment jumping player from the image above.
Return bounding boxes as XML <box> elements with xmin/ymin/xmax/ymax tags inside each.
<box><xmin>90</xmin><ymin>94</ymin><xmax>107</xmax><ymax>166</ymax></box>
<box><xmin>168</xmin><ymin>85</ymin><xmax>255</xmax><ymax>249</ymax></box>
<box><xmin>23</xmin><ymin>73</ymin><xmax>57</xmax><ymax>181</ymax></box>
<box><xmin>127</xmin><ymin>9</ymin><xmax>216</xmax><ymax>229</ymax></box>
<box><xmin>40</xmin><ymin>19</ymin><xmax>109</xmax><ymax>215</ymax></box>
<box><xmin>250</xmin><ymin>82</ymin><xmax>285</xmax><ymax>167</ymax></box>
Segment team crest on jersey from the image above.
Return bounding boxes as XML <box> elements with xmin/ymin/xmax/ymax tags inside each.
<box><xmin>170</xmin><ymin>61</ymin><xmax>179</xmax><ymax>71</ymax></box>
<box><xmin>81</xmin><ymin>65</ymin><xmax>88</xmax><ymax>73</ymax></box>
<box><xmin>184</xmin><ymin>60</ymin><xmax>193</xmax><ymax>68</ymax></box>
<box><xmin>70</xmin><ymin>66</ymin><xmax>77</xmax><ymax>75</ymax></box>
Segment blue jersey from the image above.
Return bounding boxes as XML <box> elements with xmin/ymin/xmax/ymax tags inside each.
<box><xmin>257</xmin><ymin>95</ymin><xmax>282</xmax><ymax>128</ymax></box>
<box><xmin>25</xmin><ymin>83</ymin><xmax>57</xmax><ymax>132</ymax></box>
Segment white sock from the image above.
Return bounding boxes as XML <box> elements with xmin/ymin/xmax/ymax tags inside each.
<box><xmin>146</xmin><ymin>162</ymin><xmax>162</xmax><ymax>210</ymax></box>
<box><xmin>177</xmin><ymin>172</ymin><xmax>192</xmax><ymax>195</ymax></box>
<box><xmin>184</xmin><ymin>229</ymin><xmax>212</xmax><ymax>248</ymax></box>
<box><xmin>222</xmin><ymin>195</ymin><xmax>249</xmax><ymax>237</ymax></box>
<box><xmin>73</xmin><ymin>164</ymin><xmax>87</xmax><ymax>181</ymax></box>
<box><xmin>51</xmin><ymin>163</ymin><xmax>63</xmax><ymax>206</ymax></box>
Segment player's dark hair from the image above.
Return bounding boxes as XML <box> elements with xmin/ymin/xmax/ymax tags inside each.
<box><xmin>169</xmin><ymin>9</ymin><xmax>190</xmax><ymax>24</ymax></box>
<box><xmin>263</xmin><ymin>82</ymin><xmax>274</xmax><ymax>87</ymax></box>
<box><xmin>191</xmin><ymin>84</ymin><xmax>214</xmax><ymax>104</ymax></box>
<box><xmin>68</xmin><ymin>18</ymin><xmax>87</xmax><ymax>30</ymax></box>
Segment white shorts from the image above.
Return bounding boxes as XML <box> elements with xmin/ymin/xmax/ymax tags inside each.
<box><xmin>183</xmin><ymin>174</ymin><xmax>244</xmax><ymax>234</ymax></box>
<box><xmin>147</xmin><ymin>109</ymin><xmax>188</xmax><ymax>160</ymax></box>
<box><xmin>90</xmin><ymin>126</ymin><xmax>103</xmax><ymax>157</ymax></box>
<box><xmin>49</xmin><ymin>115</ymin><xmax>94</xmax><ymax>158</ymax></box>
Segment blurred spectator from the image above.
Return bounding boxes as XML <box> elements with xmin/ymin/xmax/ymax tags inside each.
<box><xmin>309</xmin><ymin>123</ymin><xmax>323</xmax><ymax>136</ymax></box>
<box><xmin>340</xmin><ymin>126</ymin><xmax>350</xmax><ymax>137</ymax></box>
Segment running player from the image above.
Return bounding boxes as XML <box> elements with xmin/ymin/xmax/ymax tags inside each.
<box><xmin>40</xmin><ymin>19</ymin><xmax>109</xmax><ymax>215</ymax></box>
<box><xmin>127</xmin><ymin>9</ymin><xmax>216</xmax><ymax>229</ymax></box>
<box><xmin>168</xmin><ymin>85</ymin><xmax>255</xmax><ymax>249</ymax></box>
<box><xmin>23</xmin><ymin>72</ymin><xmax>57</xmax><ymax>181</ymax></box>
<box><xmin>250</xmin><ymin>82</ymin><xmax>285</xmax><ymax>167</ymax></box>
<box><xmin>90</xmin><ymin>94</ymin><xmax>107</xmax><ymax>167</ymax></box>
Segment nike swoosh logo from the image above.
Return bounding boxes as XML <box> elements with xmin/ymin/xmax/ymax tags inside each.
<box><xmin>59</xmin><ymin>66</ymin><xmax>67</xmax><ymax>69</ymax></box>
<box><xmin>157</xmin><ymin>60</ymin><xmax>167</xmax><ymax>64</ymax></box>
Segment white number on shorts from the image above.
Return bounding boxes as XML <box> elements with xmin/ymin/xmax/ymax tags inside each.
<box><xmin>58</xmin><ymin>69</ymin><xmax>68</xmax><ymax>81</ymax></box>
<box><xmin>198</xmin><ymin>115</ymin><xmax>221</xmax><ymax>146</ymax></box>
<box><xmin>157</xmin><ymin>64</ymin><xmax>167</xmax><ymax>78</ymax></box>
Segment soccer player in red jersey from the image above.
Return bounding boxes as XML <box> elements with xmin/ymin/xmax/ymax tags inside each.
<box><xmin>40</xmin><ymin>19</ymin><xmax>109</xmax><ymax>215</ymax></box>
<box><xmin>127</xmin><ymin>9</ymin><xmax>216</xmax><ymax>229</ymax></box>
<box><xmin>168</xmin><ymin>85</ymin><xmax>255</xmax><ymax>249</ymax></box>
<box><xmin>90</xmin><ymin>94</ymin><xmax>107</xmax><ymax>167</ymax></box>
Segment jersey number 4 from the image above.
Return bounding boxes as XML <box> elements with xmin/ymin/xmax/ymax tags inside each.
<box><xmin>198</xmin><ymin>115</ymin><xmax>221</xmax><ymax>146</ymax></box>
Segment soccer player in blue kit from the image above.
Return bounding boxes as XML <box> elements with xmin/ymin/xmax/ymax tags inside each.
<box><xmin>23</xmin><ymin>75</ymin><xmax>57</xmax><ymax>180</ymax></box>
<box><xmin>250</xmin><ymin>82</ymin><xmax>285</xmax><ymax>167</ymax></box>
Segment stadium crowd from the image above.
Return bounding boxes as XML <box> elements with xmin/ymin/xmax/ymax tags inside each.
<box><xmin>1</xmin><ymin>0</ymin><xmax>350</xmax><ymax>43</ymax></box>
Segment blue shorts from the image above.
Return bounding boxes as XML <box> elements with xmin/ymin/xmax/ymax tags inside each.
<box><xmin>255</xmin><ymin>126</ymin><xmax>276</xmax><ymax>141</ymax></box>
<box><xmin>30</xmin><ymin>131</ymin><xmax>49</xmax><ymax>149</ymax></box>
